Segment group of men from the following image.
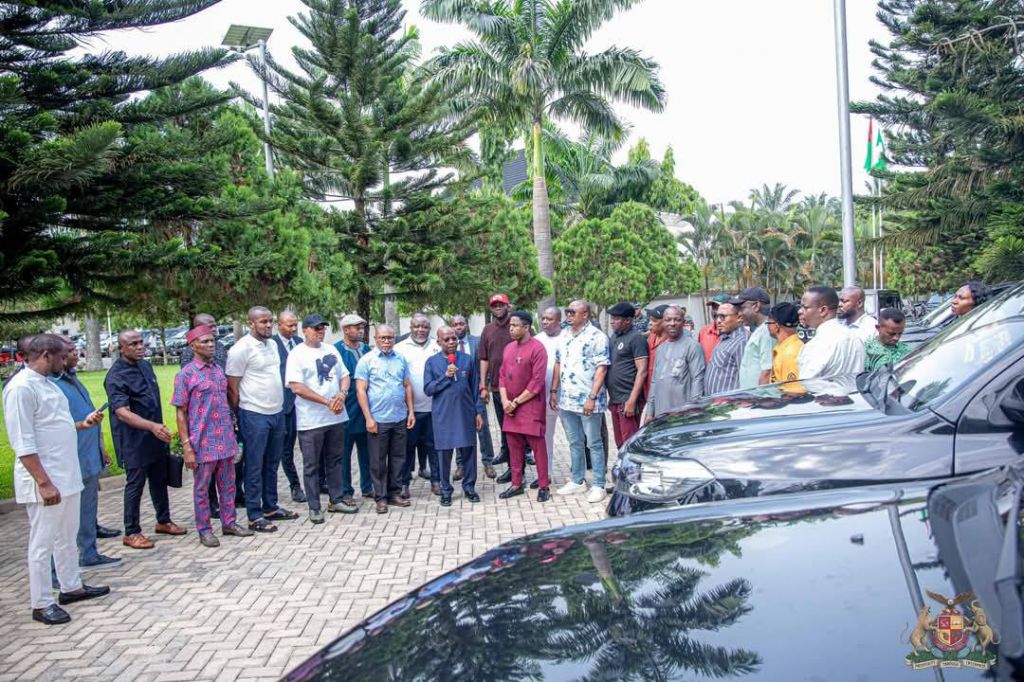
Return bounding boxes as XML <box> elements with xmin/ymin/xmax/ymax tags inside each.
<box><xmin>0</xmin><ymin>282</ymin><xmax>932</xmax><ymax>625</ymax></box>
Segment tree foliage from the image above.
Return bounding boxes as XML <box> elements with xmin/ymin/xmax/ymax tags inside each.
<box><xmin>554</xmin><ymin>202</ymin><xmax>695</xmax><ymax>309</ymax></box>
<box><xmin>0</xmin><ymin>0</ymin><xmax>238</xmax><ymax>321</ymax></box>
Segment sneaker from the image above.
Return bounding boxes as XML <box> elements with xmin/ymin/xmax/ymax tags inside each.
<box><xmin>586</xmin><ymin>487</ymin><xmax>607</xmax><ymax>504</ymax></box>
<box><xmin>80</xmin><ymin>554</ymin><xmax>122</xmax><ymax>569</ymax></box>
<box><xmin>308</xmin><ymin>509</ymin><xmax>325</xmax><ymax>524</ymax></box>
<box><xmin>327</xmin><ymin>500</ymin><xmax>358</xmax><ymax>514</ymax></box>
<box><xmin>557</xmin><ymin>480</ymin><xmax>588</xmax><ymax>496</ymax></box>
<box><xmin>290</xmin><ymin>485</ymin><xmax>307</xmax><ymax>503</ymax></box>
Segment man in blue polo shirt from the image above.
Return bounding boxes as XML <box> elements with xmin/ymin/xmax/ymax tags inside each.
<box><xmin>51</xmin><ymin>339</ymin><xmax>120</xmax><ymax>568</ymax></box>
<box><xmin>334</xmin><ymin>314</ymin><xmax>373</xmax><ymax>504</ymax></box>
<box><xmin>354</xmin><ymin>324</ymin><xmax>416</xmax><ymax>514</ymax></box>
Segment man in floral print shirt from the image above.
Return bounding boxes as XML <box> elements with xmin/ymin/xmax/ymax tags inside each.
<box><xmin>172</xmin><ymin>326</ymin><xmax>254</xmax><ymax>548</ymax></box>
<box><xmin>549</xmin><ymin>300</ymin><xmax>611</xmax><ymax>504</ymax></box>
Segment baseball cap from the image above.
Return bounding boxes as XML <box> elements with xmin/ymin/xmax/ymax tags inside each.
<box><xmin>339</xmin><ymin>313</ymin><xmax>366</xmax><ymax>328</ymax></box>
<box><xmin>608</xmin><ymin>301</ymin><xmax>635</xmax><ymax>318</ymax></box>
<box><xmin>767</xmin><ymin>302</ymin><xmax>799</xmax><ymax>328</ymax></box>
<box><xmin>645</xmin><ymin>304</ymin><xmax>670</xmax><ymax>320</ymax></box>
<box><xmin>302</xmin><ymin>313</ymin><xmax>327</xmax><ymax>328</ymax></box>
<box><xmin>488</xmin><ymin>293</ymin><xmax>510</xmax><ymax>306</ymax></box>
<box><xmin>730</xmin><ymin>287</ymin><xmax>771</xmax><ymax>306</ymax></box>
<box><xmin>706</xmin><ymin>293</ymin><xmax>730</xmax><ymax>306</ymax></box>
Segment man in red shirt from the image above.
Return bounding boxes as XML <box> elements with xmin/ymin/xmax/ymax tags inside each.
<box><xmin>497</xmin><ymin>311</ymin><xmax>550</xmax><ymax>502</ymax></box>
<box><xmin>698</xmin><ymin>294</ymin><xmax>731</xmax><ymax>363</ymax></box>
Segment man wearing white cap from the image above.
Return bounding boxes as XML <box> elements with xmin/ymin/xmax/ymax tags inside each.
<box><xmin>334</xmin><ymin>314</ymin><xmax>373</xmax><ymax>504</ymax></box>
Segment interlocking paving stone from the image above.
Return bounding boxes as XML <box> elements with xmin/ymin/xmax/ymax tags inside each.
<box><xmin>0</xmin><ymin>417</ymin><xmax>610</xmax><ymax>680</ymax></box>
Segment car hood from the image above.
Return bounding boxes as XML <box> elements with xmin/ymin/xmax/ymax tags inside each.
<box><xmin>287</xmin><ymin>481</ymin><xmax>1016</xmax><ymax>681</ymax></box>
<box><xmin>628</xmin><ymin>374</ymin><xmax>881</xmax><ymax>458</ymax></box>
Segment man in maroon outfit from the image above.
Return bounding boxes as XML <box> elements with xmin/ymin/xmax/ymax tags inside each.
<box><xmin>497</xmin><ymin>311</ymin><xmax>550</xmax><ymax>502</ymax></box>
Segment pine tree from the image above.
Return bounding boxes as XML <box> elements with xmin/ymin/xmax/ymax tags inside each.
<box><xmin>250</xmin><ymin>0</ymin><xmax>477</xmax><ymax>326</ymax></box>
<box><xmin>851</xmin><ymin>0</ymin><xmax>1024</xmax><ymax>282</ymax></box>
<box><xmin>0</xmin><ymin>0</ymin><xmax>239</xmax><ymax>320</ymax></box>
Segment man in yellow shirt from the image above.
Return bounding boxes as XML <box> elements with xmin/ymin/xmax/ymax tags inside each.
<box><xmin>766</xmin><ymin>303</ymin><xmax>804</xmax><ymax>391</ymax></box>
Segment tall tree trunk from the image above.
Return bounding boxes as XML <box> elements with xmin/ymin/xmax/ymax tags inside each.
<box><xmin>84</xmin><ymin>315</ymin><xmax>102</xmax><ymax>371</ymax></box>
<box><xmin>383</xmin><ymin>282</ymin><xmax>399</xmax><ymax>332</ymax></box>
<box><xmin>233</xmin><ymin>320</ymin><xmax>244</xmax><ymax>341</ymax></box>
<box><xmin>532</xmin><ymin>117</ymin><xmax>555</xmax><ymax>313</ymax></box>
<box><xmin>159</xmin><ymin>326</ymin><xmax>168</xmax><ymax>366</ymax></box>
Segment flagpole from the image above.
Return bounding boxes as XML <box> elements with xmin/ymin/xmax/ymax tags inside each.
<box><xmin>879</xmin><ymin>181</ymin><xmax>885</xmax><ymax>289</ymax></box>
<box><xmin>833</xmin><ymin>0</ymin><xmax>857</xmax><ymax>287</ymax></box>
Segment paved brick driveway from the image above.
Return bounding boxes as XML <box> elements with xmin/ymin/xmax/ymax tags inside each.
<box><xmin>0</xmin><ymin>421</ymin><xmax>610</xmax><ymax>681</ymax></box>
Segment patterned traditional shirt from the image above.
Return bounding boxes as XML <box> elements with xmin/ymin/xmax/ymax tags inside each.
<box><xmin>864</xmin><ymin>337</ymin><xmax>911</xmax><ymax>372</ymax></box>
<box><xmin>180</xmin><ymin>339</ymin><xmax>228</xmax><ymax>370</ymax></box>
<box><xmin>171</xmin><ymin>359</ymin><xmax>238</xmax><ymax>463</ymax></box>
<box><xmin>555</xmin><ymin>324</ymin><xmax>610</xmax><ymax>413</ymax></box>
<box><xmin>705</xmin><ymin>326</ymin><xmax>750</xmax><ymax>395</ymax></box>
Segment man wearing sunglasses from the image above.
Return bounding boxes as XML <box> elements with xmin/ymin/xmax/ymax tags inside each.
<box><xmin>705</xmin><ymin>302</ymin><xmax>749</xmax><ymax>394</ymax></box>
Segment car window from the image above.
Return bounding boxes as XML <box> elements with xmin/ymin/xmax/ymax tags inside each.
<box><xmin>890</xmin><ymin>287</ymin><xmax>1024</xmax><ymax>412</ymax></box>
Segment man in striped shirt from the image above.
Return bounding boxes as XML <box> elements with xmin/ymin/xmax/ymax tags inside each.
<box><xmin>704</xmin><ymin>302</ymin><xmax>749</xmax><ymax>395</ymax></box>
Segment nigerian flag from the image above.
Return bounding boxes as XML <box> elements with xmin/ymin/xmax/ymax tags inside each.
<box><xmin>864</xmin><ymin>118</ymin><xmax>887</xmax><ymax>171</ymax></box>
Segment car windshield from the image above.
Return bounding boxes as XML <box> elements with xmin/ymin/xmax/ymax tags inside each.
<box><xmin>887</xmin><ymin>285</ymin><xmax>1024</xmax><ymax>412</ymax></box>
<box><xmin>916</xmin><ymin>295</ymin><xmax>953</xmax><ymax>329</ymax></box>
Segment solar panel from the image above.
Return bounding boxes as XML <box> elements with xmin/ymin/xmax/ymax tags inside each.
<box><xmin>221</xmin><ymin>24</ymin><xmax>274</xmax><ymax>49</ymax></box>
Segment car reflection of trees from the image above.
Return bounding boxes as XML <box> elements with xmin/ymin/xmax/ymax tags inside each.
<box><xmin>314</xmin><ymin>522</ymin><xmax>762</xmax><ymax>682</ymax></box>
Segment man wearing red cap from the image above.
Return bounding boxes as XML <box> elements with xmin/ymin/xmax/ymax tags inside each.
<box><xmin>172</xmin><ymin>326</ymin><xmax>254</xmax><ymax>547</ymax></box>
<box><xmin>478</xmin><ymin>293</ymin><xmax>514</xmax><ymax>478</ymax></box>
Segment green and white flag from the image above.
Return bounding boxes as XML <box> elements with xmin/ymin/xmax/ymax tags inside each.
<box><xmin>864</xmin><ymin>118</ymin><xmax>887</xmax><ymax>172</ymax></box>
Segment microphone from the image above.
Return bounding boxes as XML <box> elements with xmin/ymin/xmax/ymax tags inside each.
<box><xmin>447</xmin><ymin>353</ymin><xmax>457</xmax><ymax>381</ymax></box>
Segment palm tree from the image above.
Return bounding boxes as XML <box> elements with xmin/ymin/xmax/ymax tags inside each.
<box><xmin>422</xmin><ymin>0</ymin><xmax>666</xmax><ymax>308</ymax></box>
<box><xmin>680</xmin><ymin>199</ymin><xmax>727</xmax><ymax>300</ymax></box>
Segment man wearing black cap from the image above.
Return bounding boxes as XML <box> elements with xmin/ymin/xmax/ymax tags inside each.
<box><xmin>605</xmin><ymin>302</ymin><xmax>649</xmax><ymax>447</ymax></box>
<box><xmin>734</xmin><ymin>287</ymin><xmax>775</xmax><ymax>389</ymax></box>
<box><xmin>644</xmin><ymin>304</ymin><xmax>669</xmax><ymax>396</ymax></box>
<box><xmin>698</xmin><ymin>294</ymin><xmax>730</xmax><ymax>363</ymax></box>
<box><xmin>766</xmin><ymin>303</ymin><xmax>803</xmax><ymax>387</ymax></box>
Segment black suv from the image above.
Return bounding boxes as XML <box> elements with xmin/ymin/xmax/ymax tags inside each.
<box><xmin>607</xmin><ymin>282</ymin><xmax>1024</xmax><ymax>516</ymax></box>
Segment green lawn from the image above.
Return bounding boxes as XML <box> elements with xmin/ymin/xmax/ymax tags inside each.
<box><xmin>0</xmin><ymin>364</ymin><xmax>180</xmax><ymax>499</ymax></box>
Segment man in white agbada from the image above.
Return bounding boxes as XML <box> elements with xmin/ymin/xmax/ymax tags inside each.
<box><xmin>798</xmin><ymin>286</ymin><xmax>865</xmax><ymax>379</ymax></box>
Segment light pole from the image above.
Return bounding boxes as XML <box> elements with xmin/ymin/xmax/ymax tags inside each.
<box><xmin>222</xmin><ymin>24</ymin><xmax>275</xmax><ymax>178</ymax></box>
<box><xmin>832</xmin><ymin>0</ymin><xmax>857</xmax><ymax>287</ymax></box>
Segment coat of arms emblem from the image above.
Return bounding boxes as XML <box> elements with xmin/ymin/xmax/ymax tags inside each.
<box><xmin>903</xmin><ymin>590</ymin><xmax>1000</xmax><ymax>670</ymax></box>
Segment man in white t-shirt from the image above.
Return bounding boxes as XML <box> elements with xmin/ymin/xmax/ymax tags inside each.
<box><xmin>226</xmin><ymin>306</ymin><xmax>298</xmax><ymax>533</ymax></box>
<box><xmin>395</xmin><ymin>313</ymin><xmax>441</xmax><ymax>497</ymax></box>
<box><xmin>286</xmin><ymin>314</ymin><xmax>355</xmax><ymax>523</ymax></box>
<box><xmin>3</xmin><ymin>334</ymin><xmax>110</xmax><ymax>625</ymax></box>
<box><xmin>535</xmin><ymin>307</ymin><xmax>564</xmax><ymax>478</ymax></box>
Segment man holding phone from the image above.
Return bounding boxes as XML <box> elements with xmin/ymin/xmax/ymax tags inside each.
<box><xmin>4</xmin><ymin>334</ymin><xmax>110</xmax><ymax>625</ymax></box>
<box><xmin>51</xmin><ymin>338</ymin><xmax>121</xmax><ymax>567</ymax></box>
<box><xmin>106</xmin><ymin>329</ymin><xmax>188</xmax><ymax>550</ymax></box>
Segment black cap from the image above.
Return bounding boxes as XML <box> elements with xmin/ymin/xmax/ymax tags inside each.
<box><xmin>767</xmin><ymin>302</ymin><xmax>799</xmax><ymax>328</ymax></box>
<box><xmin>608</xmin><ymin>301</ymin><xmax>635</xmax><ymax>318</ymax></box>
<box><xmin>302</xmin><ymin>313</ymin><xmax>327</xmax><ymax>328</ymax></box>
<box><xmin>731</xmin><ymin>287</ymin><xmax>771</xmax><ymax>305</ymax></box>
<box><xmin>645</xmin><ymin>304</ymin><xmax>670</xmax><ymax>320</ymax></box>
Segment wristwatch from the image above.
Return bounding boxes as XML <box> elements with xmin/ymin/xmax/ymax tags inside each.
<box><xmin>587</xmin><ymin>393</ymin><xmax>598</xmax><ymax>401</ymax></box>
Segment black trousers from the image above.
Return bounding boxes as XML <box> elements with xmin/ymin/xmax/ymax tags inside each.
<box><xmin>368</xmin><ymin>421</ymin><xmax>407</xmax><ymax>501</ymax></box>
<box><xmin>298</xmin><ymin>423</ymin><xmax>345</xmax><ymax>512</ymax></box>
<box><xmin>124</xmin><ymin>457</ymin><xmax>171</xmax><ymax>536</ymax></box>
<box><xmin>280</xmin><ymin>409</ymin><xmax>301</xmax><ymax>488</ymax></box>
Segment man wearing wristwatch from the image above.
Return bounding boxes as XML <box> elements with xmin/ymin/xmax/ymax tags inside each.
<box><xmin>285</xmin><ymin>314</ymin><xmax>356</xmax><ymax>524</ymax></box>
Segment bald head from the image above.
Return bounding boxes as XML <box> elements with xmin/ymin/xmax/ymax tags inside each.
<box><xmin>193</xmin><ymin>313</ymin><xmax>216</xmax><ymax>328</ymax></box>
<box><xmin>247</xmin><ymin>306</ymin><xmax>274</xmax><ymax>340</ymax></box>
<box><xmin>838</xmin><ymin>286</ymin><xmax>866</xmax><ymax>322</ymax></box>
<box><xmin>409</xmin><ymin>312</ymin><xmax>431</xmax><ymax>344</ymax></box>
<box><xmin>541</xmin><ymin>306</ymin><xmax>562</xmax><ymax>335</ymax></box>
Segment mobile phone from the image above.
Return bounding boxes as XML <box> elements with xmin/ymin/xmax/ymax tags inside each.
<box><xmin>97</xmin><ymin>402</ymin><xmax>109</xmax><ymax>412</ymax></box>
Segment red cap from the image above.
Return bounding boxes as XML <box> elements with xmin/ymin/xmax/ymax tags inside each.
<box><xmin>489</xmin><ymin>293</ymin><xmax>510</xmax><ymax>306</ymax></box>
<box><xmin>186</xmin><ymin>325</ymin><xmax>215</xmax><ymax>344</ymax></box>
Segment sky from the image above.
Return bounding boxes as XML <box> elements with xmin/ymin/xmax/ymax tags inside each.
<box><xmin>92</xmin><ymin>0</ymin><xmax>888</xmax><ymax>206</ymax></box>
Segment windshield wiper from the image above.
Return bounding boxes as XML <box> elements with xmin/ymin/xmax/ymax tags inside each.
<box><xmin>928</xmin><ymin>463</ymin><xmax>1024</xmax><ymax>660</ymax></box>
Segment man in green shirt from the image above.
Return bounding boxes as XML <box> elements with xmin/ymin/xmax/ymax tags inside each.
<box><xmin>734</xmin><ymin>287</ymin><xmax>775</xmax><ymax>389</ymax></box>
<box><xmin>864</xmin><ymin>308</ymin><xmax>911</xmax><ymax>372</ymax></box>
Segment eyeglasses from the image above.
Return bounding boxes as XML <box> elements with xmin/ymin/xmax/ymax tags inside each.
<box><xmin>377</xmin><ymin>336</ymin><xmax>395</xmax><ymax>341</ymax></box>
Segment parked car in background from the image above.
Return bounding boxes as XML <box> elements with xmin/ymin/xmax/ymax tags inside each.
<box><xmin>285</xmin><ymin>465</ymin><xmax>1024</xmax><ymax>681</ymax></box>
<box><xmin>606</xmin><ymin>281</ymin><xmax>1024</xmax><ymax>516</ymax></box>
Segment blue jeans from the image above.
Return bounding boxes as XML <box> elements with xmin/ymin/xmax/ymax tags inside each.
<box><xmin>341</xmin><ymin>431</ymin><xmax>372</xmax><ymax>497</ymax></box>
<box><xmin>77</xmin><ymin>472</ymin><xmax>101</xmax><ymax>562</ymax></box>
<box><xmin>561</xmin><ymin>410</ymin><xmax>607</xmax><ymax>487</ymax></box>
<box><xmin>238</xmin><ymin>409</ymin><xmax>285</xmax><ymax>521</ymax></box>
<box><xmin>401</xmin><ymin>412</ymin><xmax>439</xmax><ymax>486</ymax></box>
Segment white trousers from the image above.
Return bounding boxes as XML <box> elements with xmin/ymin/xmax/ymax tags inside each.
<box><xmin>545</xmin><ymin>408</ymin><xmax>558</xmax><ymax>474</ymax></box>
<box><xmin>26</xmin><ymin>493</ymin><xmax>82</xmax><ymax>609</ymax></box>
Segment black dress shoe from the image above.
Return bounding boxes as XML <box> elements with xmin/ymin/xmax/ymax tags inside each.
<box><xmin>440</xmin><ymin>495</ymin><xmax>452</xmax><ymax>507</ymax></box>
<box><xmin>32</xmin><ymin>604</ymin><xmax>70</xmax><ymax>625</ymax></box>
<box><xmin>95</xmin><ymin>525</ymin><xmax>121</xmax><ymax>539</ymax></box>
<box><xmin>464</xmin><ymin>490</ymin><xmax>481</xmax><ymax>503</ymax></box>
<box><xmin>529</xmin><ymin>479</ymin><xmax>539</xmax><ymax>489</ymax></box>
<box><xmin>498</xmin><ymin>486</ymin><xmax>524</xmax><ymax>499</ymax></box>
<box><xmin>526</xmin><ymin>454</ymin><xmax>536</xmax><ymax>466</ymax></box>
<box><xmin>400</xmin><ymin>485</ymin><xmax>411</xmax><ymax>499</ymax></box>
<box><xmin>491</xmin><ymin>453</ymin><xmax>509</xmax><ymax>465</ymax></box>
<box><xmin>496</xmin><ymin>469</ymin><xmax>512</xmax><ymax>484</ymax></box>
<box><xmin>537</xmin><ymin>487</ymin><xmax>551</xmax><ymax>503</ymax></box>
<box><xmin>418</xmin><ymin>469</ymin><xmax>431</xmax><ymax>480</ymax></box>
<box><xmin>58</xmin><ymin>584</ymin><xmax>110</xmax><ymax>605</ymax></box>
